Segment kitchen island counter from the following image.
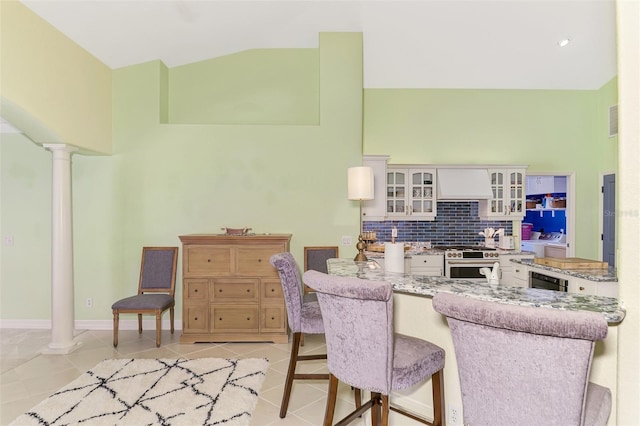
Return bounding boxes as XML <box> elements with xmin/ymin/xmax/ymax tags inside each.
<box><xmin>511</xmin><ymin>258</ymin><xmax>618</xmax><ymax>282</ymax></box>
<box><xmin>328</xmin><ymin>258</ymin><xmax>625</xmax><ymax>324</ymax></box>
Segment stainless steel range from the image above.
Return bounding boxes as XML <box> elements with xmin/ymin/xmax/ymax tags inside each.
<box><xmin>433</xmin><ymin>245</ymin><xmax>501</xmax><ymax>281</ymax></box>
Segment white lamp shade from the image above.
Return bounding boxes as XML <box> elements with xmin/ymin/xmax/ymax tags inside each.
<box><xmin>348</xmin><ymin>166</ymin><xmax>374</xmax><ymax>200</ymax></box>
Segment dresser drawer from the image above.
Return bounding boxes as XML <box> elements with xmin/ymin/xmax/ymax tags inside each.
<box><xmin>183</xmin><ymin>305</ymin><xmax>209</xmax><ymax>333</ymax></box>
<box><xmin>513</xmin><ymin>265</ymin><xmax>529</xmax><ymax>282</ymax></box>
<box><xmin>236</xmin><ymin>247</ymin><xmax>281</xmax><ymax>277</ymax></box>
<box><xmin>184</xmin><ymin>246</ymin><xmax>232</xmax><ymax>275</ymax></box>
<box><xmin>211</xmin><ymin>305</ymin><xmax>259</xmax><ymax>332</ymax></box>
<box><xmin>261</xmin><ymin>306</ymin><xmax>286</xmax><ymax>333</ymax></box>
<box><xmin>184</xmin><ymin>279</ymin><xmax>209</xmax><ymax>301</ymax></box>
<box><xmin>262</xmin><ymin>279</ymin><xmax>284</xmax><ymax>301</ymax></box>
<box><xmin>211</xmin><ymin>279</ymin><xmax>259</xmax><ymax>301</ymax></box>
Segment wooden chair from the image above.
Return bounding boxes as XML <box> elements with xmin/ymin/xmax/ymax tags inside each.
<box><xmin>303</xmin><ymin>246</ymin><xmax>339</xmax><ymax>293</ymax></box>
<box><xmin>112</xmin><ymin>247</ymin><xmax>179</xmax><ymax>348</ymax></box>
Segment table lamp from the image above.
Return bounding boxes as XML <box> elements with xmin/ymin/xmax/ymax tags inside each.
<box><xmin>348</xmin><ymin>166</ymin><xmax>374</xmax><ymax>261</ymax></box>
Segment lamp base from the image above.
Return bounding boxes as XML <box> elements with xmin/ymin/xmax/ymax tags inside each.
<box><xmin>353</xmin><ymin>235</ymin><xmax>368</xmax><ymax>262</ymax></box>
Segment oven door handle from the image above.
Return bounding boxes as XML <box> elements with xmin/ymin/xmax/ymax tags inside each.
<box><xmin>447</xmin><ymin>261</ymin><xmax>497</xmax><ymax>265</ymax></box>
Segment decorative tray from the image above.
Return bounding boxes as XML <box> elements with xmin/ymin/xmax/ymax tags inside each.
<box><xmin>367</xmin><ymin>244</ymin><xmax>410</xmax><ymax>253</ymax></box>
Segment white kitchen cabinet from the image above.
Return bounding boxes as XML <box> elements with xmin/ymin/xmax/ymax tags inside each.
<box><xmin>499</xmin><ymin>255</ymin><xmax>533</xmax><ymax>288</ymax></box>
<box><xmin>568</xmin><ymin>278</ymin><xmax>598</xmax><ymax>296</ymax></box>
<box><xmin>410</xmin><ymin>254</ymin><xmax>444</xmax><ymax>276</ymax></box>
<box><xmin>362</xmin><ymin>155</ymin><xmax>389</xmax><ymax>221</ymax></box>
<box><xmin>480</xmin><ymin>168</ymin><xmax>526</xmax><ymax>219</ymax></box>
<box><xmin>386</xmin><ymin>167</ymin><xmax>437</xmax><ymax>220</ymax></box>
<box><xmin>526</xmin><ymin>176</ymin><xmax>567</xmax><ymax>196</ymax></box>
<box><xmin>569</xmin><ymin>277</ymin><xmax>618</xmax><ymax>298</ymax></box>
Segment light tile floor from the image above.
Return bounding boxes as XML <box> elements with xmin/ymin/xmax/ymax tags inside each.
<box><xmin>0</xmin><ymin>329</ymin><xmax>427</xmax><ymax>425</ymax></box>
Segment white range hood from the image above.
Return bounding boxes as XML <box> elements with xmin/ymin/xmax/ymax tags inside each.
<box><xmin>436</xmin><ymin>168</ymin><xmax>493</xmax><ymax>200</ymax></box>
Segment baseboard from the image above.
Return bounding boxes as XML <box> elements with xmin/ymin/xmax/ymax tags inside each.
<box><xmin>1</xmin><ymin>318</ymin><xmax>183</xmax><ymax>331</ymax></box>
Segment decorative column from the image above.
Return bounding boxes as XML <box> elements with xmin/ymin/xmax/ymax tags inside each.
<box><xmin>42</xmin><ymin>144</ymin><xmax>81</xmax><ymax>354</ymax></box>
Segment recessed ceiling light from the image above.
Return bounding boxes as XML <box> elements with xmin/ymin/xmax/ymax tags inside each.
<box><xmin>558</xmin><ymin>38</ymin><xmax>571</xmax><ymax>47</ymax></box>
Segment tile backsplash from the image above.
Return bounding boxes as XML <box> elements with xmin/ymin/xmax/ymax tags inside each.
<box><xmin>363</xmin><ymin>202</ymin><xmax>513</xmax><ymax>245</ymax></box>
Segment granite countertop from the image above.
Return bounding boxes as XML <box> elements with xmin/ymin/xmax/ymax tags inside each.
<box><xmin>327</xmin><ymin>258</ymin><xmax>625</xmax><ymax>324</ymax></box>
<box><xmin>365</xmin><ymin>248</ymin><xmax>533</xmax><ymax>258</ymax></box>
<box><xmin>511</xmin><ymin>258</ymin><xmax>618</xmax><ymax>282</ymax></box>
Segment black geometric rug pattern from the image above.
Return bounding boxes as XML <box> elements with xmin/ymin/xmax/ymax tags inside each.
<box><xmin>10</xmin><ymin>357</ymin><xmax>269</xmax><ymax>426</ymax></box>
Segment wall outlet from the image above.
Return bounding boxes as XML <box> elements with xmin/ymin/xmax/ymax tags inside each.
<box><xmin>341</xmin><ymin>235</ymin><xmax>353</xmax><ymax>245</ymax></box>
<box><xmin>86</xmin><ymin>297</ymin><xmax>93</xmax><ymax>308</ymax></box>
<box><xmin>448</xmin><ymin>405</ymin><xmax>461</xmax><ymax>426</ymax></box>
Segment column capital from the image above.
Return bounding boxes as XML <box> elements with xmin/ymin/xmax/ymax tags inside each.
<box><xmin>43</xmin><ymin>144</ymin><xmax>79</xmax><ymax>155</ymax></box>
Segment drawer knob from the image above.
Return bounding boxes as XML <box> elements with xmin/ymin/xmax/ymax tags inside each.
<box><xmin>207</xmin><ymin>259</ymin><xmax>211</xmax><ymax>262</ymax></box>
<box><xmin>271</xmin><ymin>316</ymin><xmax>275</xmax><ymax>320</ymax></box>
<box><xmin>194</xmin><ymin>289</ymin><xmax>198</xmax><ymax>293</ymax></box>
<box><xmin>246</xmin><ymin>317</ymin><xmax>251</xmax><ymax>321</ymax></box>
<box><xmin>515</xmin><ymin>269</ymin><xmax>520</xmax><ymax>273</ymax></box>
<box><xmin>271</xmin><ymin>288</ymin><xmax>275</xmax><ymax>292</ymax></box>
<box><xmin>194</xmin><ymin>317</ymin><xmax>198</xmax><ymax>320</ymax></box>
<box><xmin>258</xmin><ymin>259</ymin><xmax>262</xmax><ymax>263</ymax></box>
<box><xmin>219</xmin><ymin>289</ymin><xmax>223</xmax><ymax>292</ymax></box>
<box><xmin>219</xmin><ymin>317</ymin><xmax>223</xmax><ymax>321</ymax></box>
<box><xmin>246</xmin><ymin>289</ymin><xmax>250</xmax><ymax>293</ymax></box>
<box><xmin>580</xmin><ymin>286</ymin><xmax>585</xmax><ymax>291</ymax></box>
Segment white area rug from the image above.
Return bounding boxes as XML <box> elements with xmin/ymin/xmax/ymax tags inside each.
<box><xmin>11</xmin><ymin>357</ymin><xmax>269</xmax><ymax>426</ymax></box>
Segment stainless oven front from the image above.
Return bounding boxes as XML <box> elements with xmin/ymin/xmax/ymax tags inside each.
<box><xmin>529</xmin><ymin>271</ymin><xmax>568</xmax><ymax>292</ymax></box>
<box><xmin>445</xmin><ymin>260</ymin><xmax>499</xmax><ymax>282</ymax></box>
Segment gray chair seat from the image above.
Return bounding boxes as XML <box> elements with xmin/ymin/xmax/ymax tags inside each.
<box><xmin>393</xmin><ymin>333</ymin><xmax>446</xmax><ymax>391</ymax></box>
<box><xmin>112</xmin><ymin>294</ymin><xmax>174</xmax><ymax>310</ymax></box>
<box><xmin>584</xmin><ymin>382</ymin><xmax>612</xmax><ymax>426</ymax></box>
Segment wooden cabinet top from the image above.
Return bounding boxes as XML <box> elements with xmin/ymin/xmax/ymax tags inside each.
<box><xmin>179</xmin><ymin>234</ymin><xmax>292</xmax><ymax>245</ymax></box>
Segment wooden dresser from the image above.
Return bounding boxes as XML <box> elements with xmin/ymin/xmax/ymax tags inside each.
<box><xmin>178</xmin><ymin>234</ymin><xmax>291</xmax><ymax>343</ymax></box>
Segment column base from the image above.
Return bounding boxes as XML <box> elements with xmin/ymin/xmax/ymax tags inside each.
<box><xmin>42</xmin><ymin>340</ymin><xmax>82</xmax><ymax>355</ymax></box>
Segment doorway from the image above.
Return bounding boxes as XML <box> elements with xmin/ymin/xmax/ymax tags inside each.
<box><xmin>523</xmin><ymin>173</ymin><xmax>574</xmax><ymax>258</ymax></box>
<box><xmin>602</xmin><ymin>173</ymin><xmax>615</xmax><ymax>267</ymax></box>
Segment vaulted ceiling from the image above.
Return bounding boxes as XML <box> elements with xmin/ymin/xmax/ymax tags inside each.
<box><xmin>21</xmin><ymin>0</ymin><xmax>617</xmax><ymax>90</ymax></box>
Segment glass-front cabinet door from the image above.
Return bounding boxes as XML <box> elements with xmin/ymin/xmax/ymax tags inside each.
<box><xmin>386</xmin><ymin>169</ymin><xmax>407</xmax><ymax>217</ymax></box>
<box><xmin>489</xmin><ymin>170</ymin><xmax>505</xmax><ymax>215</ymax></box>
<box><xmin>386</xmin><ymin>167</ymin><xmax>437</xmax><ymax>220</ymax></box>
<box><xmin>508</xmin><ymin>170</ymin><xmax>525</xmax><ymax>215</ymax></box>
<box><xmin>410</xmin><ymin>169</ymin><xmax>436</xmax><ymax>216</ymax></box>
<box><xmin>482</xmin><ymin>168</ymin><xmax>526</xmax><ymax>218</ymax></box>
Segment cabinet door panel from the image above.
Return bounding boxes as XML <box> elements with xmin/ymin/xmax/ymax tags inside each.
<box><xmin>185</xmin><ymin>246</ymin><xmax>232</xmax><ymax>275</ymax></box>
<box><xmin>236</xmin><ymin>247</ymin><xmax>281</xmax><ymax>276</ymax></box>
<box><xmin>211</xmin><ymin>305</ymin><xmax>260</xmax><ymax>332</ymax></box>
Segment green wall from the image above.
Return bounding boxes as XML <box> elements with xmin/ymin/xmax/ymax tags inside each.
<box><xmin>169</xmin><ymin>49</ymin><xmax>320</xmax><ymax>125</ymax></box>
<box><xmin>363</xmin><ymin>87</ymin><xmax>617</xmax><ymax>258</ymax></box>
